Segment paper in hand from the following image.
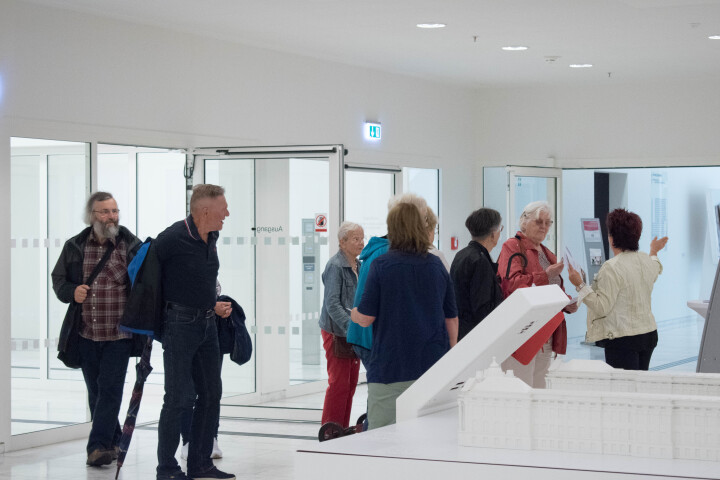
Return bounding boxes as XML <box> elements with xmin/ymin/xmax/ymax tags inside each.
<box><xmin>563</xmin><ymin>246</ymin><xmax>581</xmax><ymax>271</ymax></box>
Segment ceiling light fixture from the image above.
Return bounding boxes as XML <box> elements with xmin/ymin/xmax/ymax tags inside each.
<box><xmin>709</xmin><ymin>35</ymin><xmax>720</xmax><ymax>40</ymax></box>
<box><xmin>502</xmin><ymin>46</ymin><xmax>528</xmax><ymax>51</ymax></box>
<box><xmin>569</xmin><ymin>64</ymin><xmax>593</xmax><ymax>68</ymax></box>
<box><xmin>417</xmin><ymin>23</ymin><xmax>446</xmax><ymax>29</ymax></box>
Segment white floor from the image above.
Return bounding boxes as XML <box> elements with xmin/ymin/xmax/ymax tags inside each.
<box><xmin>0</xmin><ymin>386</ymin><xmax>368</xmax><ymax>480</ymax></box>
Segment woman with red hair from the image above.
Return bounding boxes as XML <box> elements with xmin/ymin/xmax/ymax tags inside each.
<box><xmin>568</xmin><ymin>209</ymin><xmax>668</xmax><ymax>370</ymax></box>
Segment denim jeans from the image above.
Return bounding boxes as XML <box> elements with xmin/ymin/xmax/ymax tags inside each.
<box><xmin>180</xmin><ymin>355</ymin><xmax>223</xmax><ymax>445</ymax></box>
<box><xmin>78</xmin><ymin>336</ymin><xmax>132</xmax><ymax>454</ymax></box>
<box><xmin>156</xmin><ymin>304</ymin><xmax>222</xmax><ymax>477</ymax></box>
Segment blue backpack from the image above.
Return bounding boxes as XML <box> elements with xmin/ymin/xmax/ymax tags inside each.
<box><xmin>119</xmin><ymin>238</ymin><xmax>164</xmax><ymax>339</ymax></box>
<box><xmin>128</xmin><ymin>240</ymin><xmax>150</xmax><ymax>286</ymax></box>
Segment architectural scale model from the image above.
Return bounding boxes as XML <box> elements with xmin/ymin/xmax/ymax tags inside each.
<box><xmin>458</xmin><ymin>359</ymin><xmax>720</xmax><ymax>461</ymax></box>
<box><xmin>547</xmin><ymin>359</ymin><xmax>720</xmax><ymax>396</ymax></box>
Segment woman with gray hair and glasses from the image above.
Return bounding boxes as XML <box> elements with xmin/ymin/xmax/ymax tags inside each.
<box><xmin>497</xmin><ymin>200</ymin><xmax>578</xmax><ymax>388</ymax></box>
<box><xmin>318</xmin><ymin>221</ymin><xmax>364</xmax><ymax>430</ymax></box>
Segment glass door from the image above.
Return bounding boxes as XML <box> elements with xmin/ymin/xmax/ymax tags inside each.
<box><xmin>198</xmin><ymin>145</ymin><xmax>343</xmax><ymax>397</ymax></box>
<box><xmin>484</xmin><ymin>166</ymin><xmax>562</xmax><ymax>257</ymax></box>
<box><xmin>509</xmin><ymin>167</ymin><xmax>562</xmax><ymax>254</ymax></box>
<box><xmin>344</xmin><ymin>166</ymin><xmax>398</xmax><ymax>239</ymax></box>
<box><xmin>204</xmin><ymin>159</ymin><xmax>257</xmax><ymax>397</ymax></box>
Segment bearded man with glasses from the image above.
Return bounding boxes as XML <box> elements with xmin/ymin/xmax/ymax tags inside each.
<box><xmin>52</xmin><ymin>191</ymin><xmax>142</xmax><ymax>467</ymax></box>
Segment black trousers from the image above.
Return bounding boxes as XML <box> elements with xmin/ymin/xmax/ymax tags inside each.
<box><xmin>601</xmin><ymin>330</ymin><xmax>658</xmax><ymax>371</ymax></box>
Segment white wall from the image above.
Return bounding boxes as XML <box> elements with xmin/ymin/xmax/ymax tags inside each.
<box><xmin>476</xmin><ymin>81</ymin><xmax>720</xmax><ymax>169</ymax></box>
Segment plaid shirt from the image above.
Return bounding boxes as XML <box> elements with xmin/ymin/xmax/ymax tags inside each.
<box><xmin>80</xmin><ymin>232</ymin><xmax>132</xmax><ymax>341</ymax></box>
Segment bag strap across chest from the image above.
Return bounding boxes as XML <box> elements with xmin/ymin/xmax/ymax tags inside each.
<box><xmin>85</xmin><ymin>241</ymin><xmax>117</xmax><ymax>285</ymax></box>
<box><xmin>505</xmin><ymin>235</ymin><xmax>528</xmax><ymax>280</ymax></box>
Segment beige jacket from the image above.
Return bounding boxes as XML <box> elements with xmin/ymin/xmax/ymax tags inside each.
<box><xmin>578</xmin><ymin>251</ymin><xmax>662</xmax><ymax>343</ymax></box>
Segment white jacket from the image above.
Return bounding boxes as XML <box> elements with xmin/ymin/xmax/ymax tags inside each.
<box><xmin>578</xmin><ymin>251</ymin><xmax>662</xmax><ymax>343</ymax></box>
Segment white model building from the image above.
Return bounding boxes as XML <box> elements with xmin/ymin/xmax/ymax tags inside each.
<box><xmin>547</xmin><ymin>359</ymin><xmax>720</xmax><ymax>396</ymax></box>
<box><xmin>458</xmin><ymin>359</ymin><xmax>720</xmax><ymax>461</ymax></box>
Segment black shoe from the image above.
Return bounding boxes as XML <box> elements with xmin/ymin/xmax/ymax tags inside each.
<box><xmin>86</xmin><ymin>448</ymin><xmax>113</xmax><ymax>466</ymax></box>
<box><xmin>188</xmin><ymin>466</ymin><xmax>236</xmax><ymax>480</ymax></box>
<box><xmin>157</xmin><ymin>471</ymin><xmax>190</xmax><ymax>480</ymax></box>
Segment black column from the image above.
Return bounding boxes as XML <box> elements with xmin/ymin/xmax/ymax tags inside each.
<box><xmin>594</xmin><ymin>172</ymin><xmax>610</xmax><ymax>259</ymax></box>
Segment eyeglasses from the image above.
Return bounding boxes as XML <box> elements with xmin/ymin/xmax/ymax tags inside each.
<box><xmin>93</xmin><ymin>209</ymin><xmax>120</xmax><ymax>216</ymax></box>
<box><xmin>533</xmin><ymin>219</ymin><xmax>553</xmax><ymax>228</ymax></box>
<box><xmin>496</xmin><ymin>225</ymin><xmax>504</xmax><ymax>233</ymax></box>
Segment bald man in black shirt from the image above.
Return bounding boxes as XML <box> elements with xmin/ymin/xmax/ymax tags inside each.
<box><xmin>154</xmin><ymin>184</ymin><xmax>234</xmax><ymax>480</ymax></box>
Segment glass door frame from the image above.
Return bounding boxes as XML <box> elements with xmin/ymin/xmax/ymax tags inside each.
<box><xmin>344</xmin><ymin>163</ymin><xmax>402</xmax><ymax>192</ymax></box>
<box><xmin>507</xmin><ymin>166</ymin><xmax>563</xmax><ymax>254</ymax></box>
<box><xmin>192</xmin><ymin>145</ymin><xmax>345</xmax><ymax>401</ymax></box>
<box><xmin>344</xmin><ymin>162</ymin><xmax>401</xmax><ymax>238</ymax></box>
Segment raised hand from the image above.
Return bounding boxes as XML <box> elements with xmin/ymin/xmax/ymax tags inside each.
<box><xmin>546</xmin><ymin>258</ymin><xmax>564</xmax><ymax>279</ymax></box>
<box><xmin>567</xmin><ymin>263</ymin><xmax>583</xmax><ymax>288</ymax></box>
<box><xmin>650</xmin><ymin>236</ymin><xmax>669</xmax><ymax>256</ymax></box>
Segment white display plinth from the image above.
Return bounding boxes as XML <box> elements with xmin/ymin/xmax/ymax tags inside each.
<box><xmin>296</xmin><ymin>408</ymin><xmax>720</xmax><ymax>480</ymax></box>
<box><xmin>397</xmin><ymin>284</ymin><xmax>570</xmax><ymax>421</ymax></box>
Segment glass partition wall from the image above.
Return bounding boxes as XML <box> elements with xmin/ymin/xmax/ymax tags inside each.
<box><xmin>10</xmin><ymin>139</ymin><xmax>187</xmax><ymax>438</ymax></box>
<box><xmin>404</xmin><ymin>167</ymin><xmax>440</xmax><ymax>249</ymax></box>
<box><xmin>484</xmin><ymin>164</ymin><xmax>718</xmax><ymax>373</ymax></box>
<box><xmin>8</xmin><ymin>140</ymin><xmax>384</xmax><ymax>446</ymax></box>
<box><xmin>96</xmin><ymin>144</ymin><xmax>187</xmax><ymax>423</ymax></box>
<box><xmin>11</xmin><ymin>138</ymin><xmax>90</xmax><ymax>434</ymax></box>
<box><xmin>345</xmin><ymin>169</ymin><xmax>396</xmax><ymax>240</ymax></box>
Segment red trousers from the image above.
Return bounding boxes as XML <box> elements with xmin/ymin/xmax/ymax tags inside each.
<box><xmin>321</xmin><ymin>329</ymin><xmax>360</xmax><ymax>428</ymax></box>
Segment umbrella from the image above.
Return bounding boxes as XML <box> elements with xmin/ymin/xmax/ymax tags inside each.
<box><xmin>115</xmin><ymin>336</ymin><xmax>154</xmax><ymax>479</ymax></box>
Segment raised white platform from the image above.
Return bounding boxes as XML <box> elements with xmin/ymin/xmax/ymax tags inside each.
<box><xmin>295</xmin><ymin>407</ymin><xmax>720</xmax><ymax>480</ymax></box>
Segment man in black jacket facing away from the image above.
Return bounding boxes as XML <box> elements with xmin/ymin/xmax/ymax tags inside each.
<box><xmin>52</xmin><ymin>192</ymin><xmax>141</xmax><ymax>467</ymax></box>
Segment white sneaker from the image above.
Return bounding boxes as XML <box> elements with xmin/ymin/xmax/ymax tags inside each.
<box><xmin>181</xmin><ymin>442</ymin><xmax>189</xmax><ymax>460</ymax></box>
<box><xmin>211</xmin><ymin>438</ymin><xmax>223</xmax><ymax>459</ymax></box>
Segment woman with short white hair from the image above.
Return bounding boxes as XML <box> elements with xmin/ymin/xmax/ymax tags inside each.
<box><xmin>497</xmin><ymin>201</ymin><xmax>578</xmax><ymax>388</ymax></box>
<box><xmin>318</xmin><ymin>221</ymin><xmax>364</xmax><ymax>430</ymax></box>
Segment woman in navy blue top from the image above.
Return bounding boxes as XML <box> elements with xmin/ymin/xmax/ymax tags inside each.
<box><xmin>352</xmin><ymin>202</ymin><xmax>458</xmax><ymax>430</ymax></box>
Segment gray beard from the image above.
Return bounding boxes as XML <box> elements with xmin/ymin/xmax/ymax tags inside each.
<box><xmin>93</xmin><ymin>221</ymin><xmax>119</xmax><ymax>241</ymax></box>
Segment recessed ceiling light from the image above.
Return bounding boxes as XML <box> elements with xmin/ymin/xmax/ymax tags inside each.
<box><xmin>502</xmin><ymin>46</ymin><xmax>529</xmax><ymax>51</ymax></box>
<box><xmin>709</xmin><ymin>35</ymin><xmax>720</xmax><ymax>40</ymax></box>
<box><xmin>569</xmin><ymin>64</ymin><xmax>593</xmax><ymax>68</ymax></box>
<box><xmin>417</xmin><ymin>23</ymin><xmax>446</xmax><ymax>29</ymax></box>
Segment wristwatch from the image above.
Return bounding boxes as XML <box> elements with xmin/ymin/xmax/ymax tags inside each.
<box><xmin>575</xmin><ymin>282</ymin><xmax>586</xmax><ymax>292</ymax></box>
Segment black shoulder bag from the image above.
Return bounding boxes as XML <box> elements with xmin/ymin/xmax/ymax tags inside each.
<box><xmin>57</xmin><ymin>242</ymin><xmax>116</xmax><ymax>368</ymax></box>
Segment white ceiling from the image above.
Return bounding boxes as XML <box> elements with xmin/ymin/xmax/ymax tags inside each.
<box><xmin>22</xmin><ymin>0</ymin><xmax>720</xmax><ymax>88</ymax></box>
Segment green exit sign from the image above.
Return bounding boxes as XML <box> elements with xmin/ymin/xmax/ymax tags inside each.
<box><xmin>364</xmin><ymin>122</ymin><xmax>382</xmax><ymax>140</ymax></box>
